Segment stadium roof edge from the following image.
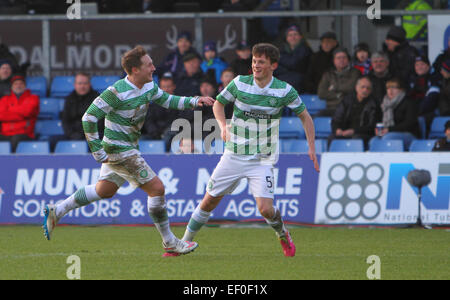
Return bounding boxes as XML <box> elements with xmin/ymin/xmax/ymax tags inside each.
<box><xmin>0</xmin><ymin>9</ymin><xmax>449</xmax><ymax>21</ymax></box>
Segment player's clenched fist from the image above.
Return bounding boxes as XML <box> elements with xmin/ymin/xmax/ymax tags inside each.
<box><xmin>196</xmin><ymin>96</ymin><xmax>215</xmax><ymax>107</ymax></box>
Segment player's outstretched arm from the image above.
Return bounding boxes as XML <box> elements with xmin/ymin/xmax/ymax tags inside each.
<box><xmin>152</xmin><ymin>86</ymin><xmax>214</xmax><ymax>110</ymax></box>
<box><xmin>298</xmin><ymin>109</ymin><xmax>320</xmax><ymax>172</ymax></box>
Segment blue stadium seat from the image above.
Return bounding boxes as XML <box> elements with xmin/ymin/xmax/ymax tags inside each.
<box><xmin>316</xmin><ymin>139</ymin><xmax>328</xmax><ymax>153</ymax></box>
<box><xmin>16</xmin><ymin>141</ymin><xmax>50</xmax><ymax>154</ymax></box>
<box><xmin>329</xmin><ymin>139</ymin><xmax>364</xmax><ymax>152</ymax></box>
<box><xmin>91</xmin><ymin>76</ymin><xmax>121</xmax><ymax>93</ymax></box>
<box><xmin>54</xmin><ymin>141</ymin><xmax>88</xmax><ymax>154</ymax></box>
<box><xmin>369</xmin><ymin>139</ymin><xmax>404</xmax><ymax>152</ymax></box>
<box><xmin>59</xmin><ymin>99</ymin><xmax>65</xmax><ymax>113</ymax></box>
<box><xmin>409</xmin><ymin>139</ymin><xmax>436</xmax><ymax>152</ymax></box>
<box><xmin>26</xmin><ymin>76</ymin><xmax>47</xmax><ymax>98</ymax></box>
<box><xmin>429</xmin><ymin>117</ymin><xmax>450</xmax><ymax>138</ymax></box>
<box><xmin>35</xmin><ymin>120</ymin><xmax>64</xmax><ymax>139</ymax></box>
<box><xmin>314</xmin><ymin>117</ymin><xmax>332</xmax><ymax>139</ymax></box>
<box><xmin>0</xmin><ymin>141</ymin><xmax>11</xmax><ymax>154</ymax></box>
<box><xmin>50</xmin><ymin>76</ymin><xmax>74</xmax><ymax>98</ymax></box>
<box><xmin>38</xmin><ymin>98</ymin><xmax>61</xmax><ymax>120</ymax></box>
<box><xmin>279</xmin><ymin>117</ymin><xmax>305</xmax><ymax>139</ymax></box>
<box><xmin>418</xmin><ymin>116</ymin><xmax>427</xmax><ymax>139</ymax></box>
<box><xmin>301</xmin><ymin>94</ymin><xmax>326</xmax><ymax>115</ymax></box>
<box><xmin>139</xmin><ymin>140</ymin><xmax>165</xmax><ymax>154</ymax></box>
<box><xmin>281</xmin><ymin>139</ymin><xmax>326</xmax><ymax>153</ymax></box>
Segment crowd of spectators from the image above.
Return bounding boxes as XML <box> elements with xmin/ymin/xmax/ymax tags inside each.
<box><xmin>0</xmin><ymin>22</ymin><xmax>449</xmax><ymax>153</ymax></box>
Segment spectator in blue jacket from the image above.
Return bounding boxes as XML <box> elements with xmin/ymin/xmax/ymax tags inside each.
<box><xmin>274</xmin><ymin>25</ymin><xmax>312</xmax><ymax>92</ymax></box>
<box><xmin>200</xmin><ymin>41</ymin><xmax>228</xmax><ymax>85</ymax></box>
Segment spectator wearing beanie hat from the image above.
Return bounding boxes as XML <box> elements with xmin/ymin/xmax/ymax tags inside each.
<box><xmin>230</xmin><ymin>40</ymin><xmax>252</xmax><ymax>76</ymax></box>
<box><xmin>274</xmin><ymin>24</ymin><xmax>312</xmax><ymax>92</ymax></box>
<box><xmin>0</xmin><ymin>75</ymin><xmax>39</xmax><ymax>152</ymax></box>
<box><xmin>0</xmin><ymin>59</ymin><xmax>13</xmax><ymax>98</ymax></box>
<box><xmin>157</xmin><ymin>30</ymin><xmax>199</xmax><ymax>78</ymax></box>
<box><xmin>383</xmin><ymin>26</ymin><xmax>419</xmax><ymax>87</ymax></box>
<box><xmin>408</xmin><ymin>55</ymin><xmax>440</xmax><ymax>117</ymax></box>
<box><xmin>200</xmin><ymin>40</ymin><xmax>228</xmax><ymax>85</ymax></box>
<box><xmin>317</xmin><ymin>47</ymin><xmax>361</xmax><ymax>116</ymax></box>
<box><xmin>438</xmin><ymin>59</ymin><xmax>450</xmax><ymax>116</ymax></box>
<box><xmin>304</xmin><ymin>31</ymin><xmax>339</xmax><ymax>94</ymax></box>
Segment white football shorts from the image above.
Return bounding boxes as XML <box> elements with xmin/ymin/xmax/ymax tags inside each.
<box><xmin>98</xmin><ymin>154</ymin><xmax>156</xmax><ymax>188</ymax></box>
<box><xmin>206</xmin><ymin>153</ymin><xmax>275</xmax><ymax>199</ymax></box>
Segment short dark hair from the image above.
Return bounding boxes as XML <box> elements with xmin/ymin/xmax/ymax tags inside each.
<box><xmin>121</xmin><ymin>45</ymin><xmax>147</xmax><ymax>75</ymax></box>
<box><xmin>252</xmin><ymin>43</ymin><xmax>280</xmax><ymax>64</ymax></box>
<box><xmin>159</xmin><ymin>76</ymin><xmax>175</xmax><ymax>85</ymax></box>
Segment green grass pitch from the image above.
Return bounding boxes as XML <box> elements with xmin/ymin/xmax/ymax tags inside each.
<box><xmin>0</xmin><ymin>224</ymin><xmax>448</xmax><ymax>280</ymax></box>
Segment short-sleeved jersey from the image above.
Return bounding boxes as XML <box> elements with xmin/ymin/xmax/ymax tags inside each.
<box><xmin>216</xmin><ymin>75</ymin><xmax>306</xmax><ymax>159</ymax></box>
<box><xmin>82</xmin><ymin>76</ymin><xmax>196</xmax><ymax>162</ymax></box>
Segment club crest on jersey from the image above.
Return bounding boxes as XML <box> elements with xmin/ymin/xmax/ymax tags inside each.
<box><xmin>269</xmin><ymin>98</ymin><xmax>276</xmax><ymax>107</ymax></box>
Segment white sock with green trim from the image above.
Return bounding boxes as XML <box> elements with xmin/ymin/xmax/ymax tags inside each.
<box><xmin>55</xmin><ymin>185</ymin><xmax>101</xmax><ymax>219</ymax></box>
<box><xmin>182</xmin><ymin>205</ymin><xmax>211</xmax><ymax>241</ymax></box>
<box><xmin>147</xmin><ymin>196</ymin><xmax>176</xmax><ymax>246</ymax></box>
<box><xmin>264</xmin><ymin>206</ymin><xmax>287</xmax><ymax>237</ymax></box>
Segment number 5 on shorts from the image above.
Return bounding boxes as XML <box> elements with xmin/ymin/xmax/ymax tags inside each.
<box><xmin>266</xmin><ymin>176</ymin><xmax>273</xmax><ymax>188</ymax></box>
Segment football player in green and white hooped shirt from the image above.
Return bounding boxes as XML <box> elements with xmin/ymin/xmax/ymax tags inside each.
<box><xmin>42</xmin><ymin>46</ymin><xmax>215</xmax><ymax>256</ymax></box>
<box><xmin>181</xmin><ymin>43</ymin><xmax>320</xmax><ymax>257</ymax></box>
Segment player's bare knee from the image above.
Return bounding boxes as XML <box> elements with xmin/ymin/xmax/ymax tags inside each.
<box><xmin>258</xmin><ymin>205</ymin><xmax>274</xmax><ymax>219</ymax></box>
<box><xmin>95</xmin><ymin>181</ymin><xmax>118</xmax><ymax>199</ymax></box>
<box><xmin>152</xmin><ymin>184</ymin><xmax>165</xmax><ymax>197</ymax></box>
<box><xmin>141</xmin><ymin>177</ymin><xmax>165</xmax><ymax>197</ymax></box>
<box><xmin>200</xmin><ymin>194</ymin><xmax>222</xmax><ymax>212</ymax></box>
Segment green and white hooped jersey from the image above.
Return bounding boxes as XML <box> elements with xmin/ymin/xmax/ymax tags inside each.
<box><xmin>216</xmin><ymin>75</ymin><xmax>306</xmax><ymax>159</ymax></box>
<box><xmin>82</xmin><ymin>76</ymin><xmax>197</xmax><ymax>162</ymax></box>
